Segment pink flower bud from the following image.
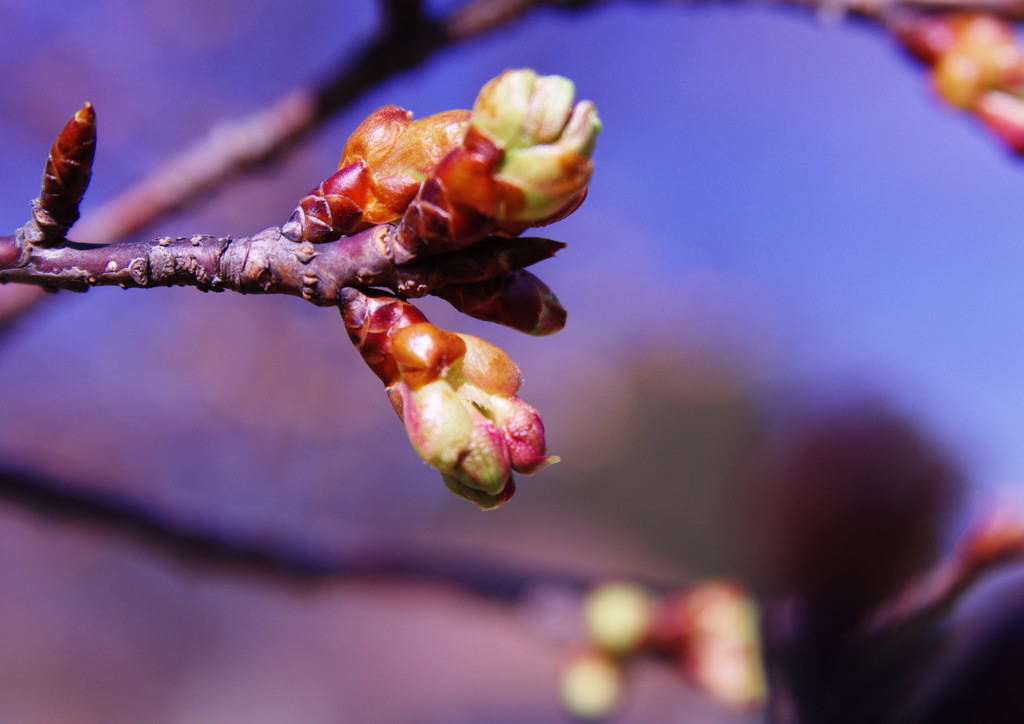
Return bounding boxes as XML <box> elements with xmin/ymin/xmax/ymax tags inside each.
<box><xmin>395</xmin><ymin>373</ymin><xmax>513</xmax><ymax>496</ymax></box>
<box><xmin>488</xmin><ymin>395</ymin><xmax>559</xmax><ymax>475</ymax></box>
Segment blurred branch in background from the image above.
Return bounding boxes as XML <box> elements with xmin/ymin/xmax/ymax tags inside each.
<box><xmin>0</xmin><ymin>461</ymin><xmax>600</xmax><ymax>598</ymax></box>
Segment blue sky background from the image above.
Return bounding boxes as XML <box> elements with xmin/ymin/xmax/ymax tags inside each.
<box><xmin>0</xmin><ymin>2</ymin><xmax>1023</xmax><ymax>719</ymax></box>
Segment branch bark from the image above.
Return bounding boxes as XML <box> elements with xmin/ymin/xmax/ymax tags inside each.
<box><xmin>0</xmin><ymin>226</ymin><xmax>563</xmax><ymax>308</ymax></box>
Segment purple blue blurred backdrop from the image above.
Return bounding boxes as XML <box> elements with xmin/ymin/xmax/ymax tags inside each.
<box><xmin>0</xmin><ymin>0</ymin><xmax>1021</xmax><ymax>721</ymax></box>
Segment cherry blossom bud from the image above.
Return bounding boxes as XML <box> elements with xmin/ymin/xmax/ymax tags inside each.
<box><xmin>976</xmin><ymin>90</ymin><xmax>1024</xmax><ymax>152</ymax></box>
<box><xmin>452</xmin><ymin>333</ymin><xmax>558</xmax><ymax>474</ymax></box>
<box><xmin>31</xmin><ymin>103</ymin><xmax>96</xmax><ymax>245</ymax></box>
<box><xmin>434</xmin><ymin>270</ymin><xmax>567</xmax><ymax>336</ymax></box>
<box><xmin>902</xmin><ymin>13</ymin><xmax>1024</xmax><ymax>109</ymax></box>
<box><xmin>389</xmin><ymin>69</ymin><xmax>600</xmax><ymax>263</ymax></box>
<box><xmin>675</xmin><ymin>581</ymin><xmax>766</xmax><ymax>710</ymax></box>
<box><xmin>560</xmin><ymin>650</ymin><xmax>623</xmax><ymax>720</ymax></box>
<box><xmin>394</xmin><ymin>377</ymin><xmax>512</xmax><ymax>494</ymax></box>
<box><xmin>341</xmin><ymin>290</ymin><xmax>555</xmax><ymax>507</ymax></box>
<box><xmin>471</xmin><ymin>69</ymin><xmax>601</xmax><ymax>225</ymax></box>
<box><xmin>283</xmin><ymin>106</ymin><xmax>470</xmax><ymax>242</ymax></box>
<box><xmin>583</xmin><ymin>582</ymin><xmax>655</xmax><ymax>655</ymax></box>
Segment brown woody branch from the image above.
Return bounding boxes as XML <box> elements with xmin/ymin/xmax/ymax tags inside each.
<box><xmin>0</xmin><ymin>227</ymin><xmax>562</xmax><ymax>306</ymax></box>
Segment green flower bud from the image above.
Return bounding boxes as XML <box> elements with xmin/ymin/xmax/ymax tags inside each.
<box><xmin>468</xmin><ymin>69</ymin><xmax>601</xmax><ymax>226</ymax></box>
<box><xmin>399</xmin><ymin>379</ymin><xmax>474</xmax><ymax>475</ymax></box>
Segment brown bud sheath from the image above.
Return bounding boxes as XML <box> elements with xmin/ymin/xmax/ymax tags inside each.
<box><xmin>340</xmin><ymin>288</ymin><xmax>428</xmax><ymax>386</ymax></box>
<box><xmin>31</xmin><ymin>103</ymin><xmax>96</xmax><ymax>245</ymax></box>
<box><xmin>282</xmin><ymin>107</ymin><xmax>470</xmax><ymax>244</ymax></box>
<box><xmin>433</xmin><ymin>270</ymin><xmax>567</xmax><ymax>336</ymax></box>
<box><xmin>283</xmin><ymin>161</ymin><xmax>373</xmax><ymax>243</ymax></box>
<box><xmin>390</xmin><ymin>128</ymin><xmax>505</xmax><ymax>264</ymax></box>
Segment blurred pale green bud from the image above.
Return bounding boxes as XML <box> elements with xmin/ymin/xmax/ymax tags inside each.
<box><xmin>560</xmin><ymin>650</ymin><xmax>623</xmax><ymax>720</ymax></box>
<box><xmin>583</xmin><ymin>583</ymin><xmax>655</xmax><ymax>655</ymax></box>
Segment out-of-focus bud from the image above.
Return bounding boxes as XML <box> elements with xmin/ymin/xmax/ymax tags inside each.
<box><xmin>673</xmin><ymin>581</ymin><xmax>766</xmax><ymax>710</ymax></box>
<box><xmin>975</xmin><ymin>90</ymin><xmax>1024</xmax><ymax>152</ymax></box>
<box><xmin>746</xmin><ymin>404</ymin><xmax>962</xmax><ymax>634</ymax></box>
<box><xmin>893</xmin><ymin>13</ymin><xmax>959</xmax><ymax>65</ymax></box>
<box><xmin>560</xmin><ymin>650</ymin><xmax>623</xmax><ymax>720</ymax></box>
<box><xmin>900</xmin><ymin>13</ymin><xmax>1024</xmax><ymax>110</ymax></box>
<box><xmin>583</xmin><ymin>582</ymin><xmax>655</xmax><ymax>656</ymax></box>
<box><xmin>935</xmin><ymin>49</ymin><xmax>988</xmax><ymax>109</ymax></box>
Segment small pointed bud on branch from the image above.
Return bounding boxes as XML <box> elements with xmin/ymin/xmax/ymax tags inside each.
<box><xmin>29</xmin><ymin>103</ymin><xmax>96</xmax><ymax>246</ymax></box>
<box><xmin>433</xmin><ymin>269</ymin><xmax>567</xmax><ymax>336</ymax></box>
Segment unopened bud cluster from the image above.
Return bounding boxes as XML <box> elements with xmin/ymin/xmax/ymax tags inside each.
<box><xmin>310</xmin><ymin>69</ymin><xmax>598</xmax><ymax>507</ymax></box>
<box><xmin>285</xmin><ymin>68</ymin><xmax>600</xmax><ymax>257</ymax></box>
<box><xmin>342</xmin><ymin>290</ymin><xmax>557</xmax><ymax>509</ymax></box>
<box><xmin>897</xmin><ymin>13</ymin><xmax>1024</xmax><ymax>152</ymax></box>
<box><xmin>560</xmin><ymin>581</ymin><xmax>765</xmax><ymax>719</ymax></box>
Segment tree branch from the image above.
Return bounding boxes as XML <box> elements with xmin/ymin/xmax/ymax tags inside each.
<box><xmin>0</xmin><ymin>225</ymin><xmax>563</xmax><ymax>307</ymax></box>
<box><xmin>0</xmin><ymin>460</ymin><xmax>599</xmax><ymax>600</ymax></box>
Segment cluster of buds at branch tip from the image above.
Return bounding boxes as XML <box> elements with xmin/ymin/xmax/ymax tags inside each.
<box><xmin>284</xmin><ymin>68</ymin><xmax>600</xmax><ymax>264</ymax></box>
<box><xmin>25</xmin><ymin>103</ymin><xmax>96</xmax><ymax>247</ymax></box>
<box><xmin>895</xmin><ymin>13</ymin><xmax>1024</xmax><ymax>153</ymax></box>
<box><xmin>341</xmin><ymin>288</ymin><xmax>557</xmax><ymax>509</ymax></box>
<box><xmin>315</xmin><ymin>69</ymin><xmax>597</xmax><ymax>505</ymax></box>
<box><xmin>3</xmin><ymin>71</ymin><xmax>594</xmax><ymax>509</ymax></box>
<box><xmin>561</xmin><ymin>580</ymin><xmax>765</xmax><ymax>719</ymax></box>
